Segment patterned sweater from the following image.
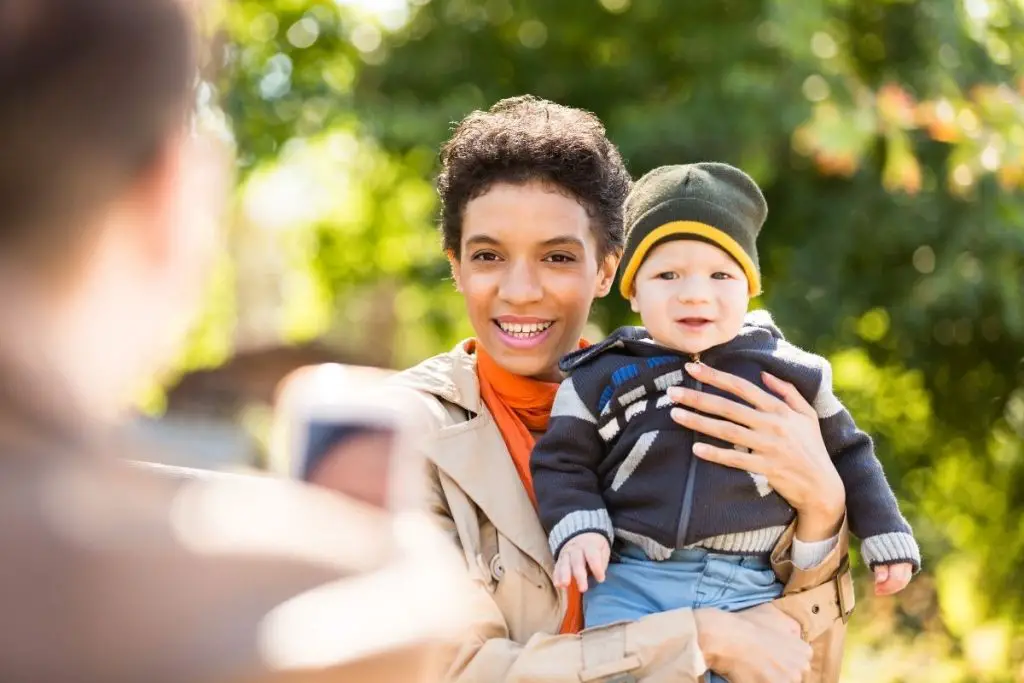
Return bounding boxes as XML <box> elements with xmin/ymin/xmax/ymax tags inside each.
<box><xmin>530</xmin><ymin>312</ymin><xmax>920</xmax><ymax>570</ymax></box>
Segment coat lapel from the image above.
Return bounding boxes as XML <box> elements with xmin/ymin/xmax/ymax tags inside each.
<box><xmin>430</xmin><ymin>413</ymin><xmax>555</xmax><ymax>578</ymax></box>
<box><xmin>391</xmin><ymin>343</ymin><xmax>555</xmax><ymax>578</ymax></box>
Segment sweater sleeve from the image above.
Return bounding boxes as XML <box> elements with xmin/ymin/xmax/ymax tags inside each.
<box><xmin>812</xmin><ymin>359</ymin><xmax>921</xmax><ymax>571</ymax></box>
<box><xmin>530</xmin><ymin>376</ymin><xmax>614</xmax><ymax>559</ymax></box>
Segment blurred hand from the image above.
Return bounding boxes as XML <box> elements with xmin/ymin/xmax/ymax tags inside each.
<box><xmin>553</xmin><ymin>532</ymin><xmax>610</xmax><ymax>593</ymax></box>
<box><xmin>873</xmin><ymin>562</ymin><xmax>913</xmax><ymax>596</ymax></box>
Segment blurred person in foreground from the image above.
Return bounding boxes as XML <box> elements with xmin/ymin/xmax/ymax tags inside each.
<box><xmin>0</xmin><ymin>0</ymin><xmax>470</xmax><ymax>681</ymax></box>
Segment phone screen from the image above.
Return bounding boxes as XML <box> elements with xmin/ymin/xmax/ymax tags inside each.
<box><xmin>302</xmin><ymin>419</ymin><xmax>397</xmax><ymax>509</ymax></box>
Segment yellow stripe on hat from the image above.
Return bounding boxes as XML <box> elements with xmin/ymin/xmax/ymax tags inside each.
<box><xmin>619</xmin><ymin>221</ymin><xmax>761</xmax><ymax>298</ymax></box>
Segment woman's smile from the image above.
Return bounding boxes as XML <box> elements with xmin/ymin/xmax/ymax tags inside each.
<box><xmin>494</xmin><ymin>316</ymin><xmax>556</xmax><ymax>348</ymax></box>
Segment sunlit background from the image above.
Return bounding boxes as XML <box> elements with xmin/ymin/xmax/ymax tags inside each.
<box><xmin>135</xmin><ymin>0</ymin><xmax>1024</xmax><ymax>679</ymax></box>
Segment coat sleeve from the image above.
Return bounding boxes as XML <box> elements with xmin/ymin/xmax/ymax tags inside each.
<box><xmin>530</xmin><ymin>377</ymin><xmax>614</xmax><ymax>559</ymax></box>
<box><xmin>425</xmin><ymin>459</ymin><xmax>708</xmax><ymax>683</ymax></box>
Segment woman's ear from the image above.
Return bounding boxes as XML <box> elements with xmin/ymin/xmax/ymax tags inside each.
<box><xmin>594</xmin><ymin>251</ymin><xmax>620</xmax><ymax>298</ymax></box>
<box><xmin>446</xmin><ymin>249</ymin><xmax>462</xmax><ymax>292</ymax></box>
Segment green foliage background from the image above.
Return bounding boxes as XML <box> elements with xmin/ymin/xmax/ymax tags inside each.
<box><xmin>183</xmin><ymin>0</ymin><xmax>1024</xmax><ymax>678</ymax></box>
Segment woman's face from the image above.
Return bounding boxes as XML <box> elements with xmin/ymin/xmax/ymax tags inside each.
<box><xmin>450</xmin><ymin>180</ymin><xmax>618</xmax><ymax>382</ymax></box>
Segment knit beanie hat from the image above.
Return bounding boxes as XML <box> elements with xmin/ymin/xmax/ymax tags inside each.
<box><xmin>619</xmin><ymin>162</ymin><xmax>767</xmax><ymax>298</ymax></box>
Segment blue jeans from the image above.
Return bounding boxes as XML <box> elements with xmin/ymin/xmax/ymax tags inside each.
<box><xmin>584</xmin><ymin>544</ymin><xmax>784</xmax><ymax>683</ymax></box>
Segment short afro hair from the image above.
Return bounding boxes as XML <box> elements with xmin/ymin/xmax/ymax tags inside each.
<box><xmin>437</xmin><ymin>95</ymin><xmax>631</xmax><ymax>258</ymax></box>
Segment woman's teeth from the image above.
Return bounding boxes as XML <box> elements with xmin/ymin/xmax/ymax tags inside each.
<box><xmin>498</xmin><ymin>321</ymin><xmax>553</xmax><ymax>338</ymax></box>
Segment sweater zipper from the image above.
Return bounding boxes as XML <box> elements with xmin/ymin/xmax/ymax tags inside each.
<box><xmin>675</xmin><ymin>352</ymin><xmax>703</xmax><ymax>549</ymax></box>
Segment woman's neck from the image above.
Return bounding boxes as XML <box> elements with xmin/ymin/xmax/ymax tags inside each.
<box><xmin>528</xmin><ymin>367</ymin><xmax>563</xmax><ymax>384</ymax></box>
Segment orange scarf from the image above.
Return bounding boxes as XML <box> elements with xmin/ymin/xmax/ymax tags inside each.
<box><xmin>472</xmin><ymin>340</ymin><xmax>585</xmax><ymax>635</ymax></box>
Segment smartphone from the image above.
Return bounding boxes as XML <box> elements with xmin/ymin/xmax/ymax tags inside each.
<box><xmin>281</xmin><ymin>364</ymin><xmax>418</xmax><ymax>512</ymax></box>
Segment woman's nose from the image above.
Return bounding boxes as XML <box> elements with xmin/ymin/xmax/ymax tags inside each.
<box><xmin>498</xmin><ymin>259</ymin><xmax>543</xmax><ymax>305</ymax></box>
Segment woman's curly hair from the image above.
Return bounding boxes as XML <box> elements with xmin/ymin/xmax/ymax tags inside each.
<box><xmin>437</xmin><ymin>95</ymin><xmax>631</xmax><ymax>258</ymax></box>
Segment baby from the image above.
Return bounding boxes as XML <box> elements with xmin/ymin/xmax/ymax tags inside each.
<box><xmin>530</xmin><ymin>163</ymin><xmax>919</xmax><ymax>661</ymax></box>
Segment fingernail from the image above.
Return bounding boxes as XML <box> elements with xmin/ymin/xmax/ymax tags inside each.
<box><xmin>685</xmin><ymin>362</ymin><xmax>700</xmax><ymax>373</ymax></box>
<box><xmin>693</xmin><ymin>443</ymin><xmax>708</xmax><ymax>455</ymax></box>
<box><xmin>671</xmin><ymin>408</ymin><xmax>689</xmax><ymax>421</ymax></box>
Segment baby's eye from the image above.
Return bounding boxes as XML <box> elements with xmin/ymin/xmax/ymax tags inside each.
<box><xmin>656</xmin><ymin>271</ymin><xmax>678</xmax><ymax>280</ymax></box>
<box><xmin>711</xmin><ymin>272</ymin><xmax>734</xmax><ymax>280</ymax></box>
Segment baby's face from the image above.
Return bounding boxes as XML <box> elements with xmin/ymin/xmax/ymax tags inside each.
<box><xmin>628</xmin><ymin>239</ymin><xmax>750</xmax><ymax>355</ymax></box>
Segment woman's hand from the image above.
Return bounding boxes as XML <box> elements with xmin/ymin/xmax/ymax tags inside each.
<box><xmin>695</xmin><ymin>604</ymin><xmax>812</xmax><ymax>683</ymax></box>
<box><xmin>668</xmin><ymin>365</ymin><xmax>845</xmax><ymax>541</ymax></box>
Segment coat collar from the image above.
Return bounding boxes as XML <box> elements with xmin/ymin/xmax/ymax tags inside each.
<box><xmin>391</xmin><ymin>341</ymin><xmax>482</xmax><ymax>414</ymax></box>
<box><xmin>392</xmin><ymin>343</ymin><xmax>555</xmax><ymax>576</ymax></box>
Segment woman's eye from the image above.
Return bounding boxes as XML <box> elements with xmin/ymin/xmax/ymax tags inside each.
<box><xmin>656</xmin><ymin>271</ymin><xmax>678</xmax><ymax>280</ymax></box>
<box><xmin>471</xmin><ymin>251</ymin><xmax>500</xmax><ymax>262</ymax></box>
<box><xmin>545</xmin><ymin>253</ymin><xmax>576</xmax><ymax>264</ymax></box>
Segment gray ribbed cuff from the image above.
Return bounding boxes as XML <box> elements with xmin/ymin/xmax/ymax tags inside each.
<box><xmin>861</xmin><ymin>532</ymin><xmax>921</xmax><ymax>571</ymax></box>
<box><xmin>548</xmin><ymin>509</ymin><xmax>613</xmax><ymax>558</ymax></box>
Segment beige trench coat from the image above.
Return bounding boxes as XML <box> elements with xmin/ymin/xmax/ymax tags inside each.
<box><xmin>393</xmin><ymin>343</ymin><xmax>856</xmax><ymax>683</ymax></box>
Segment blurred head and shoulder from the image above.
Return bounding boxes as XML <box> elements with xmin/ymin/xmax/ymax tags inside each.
<box><xmin>0</xmin><ymin>0</ymin><xmax>226</xmax><ymax>426</ymax></box>
<box><xmin>0</xmin><ymin>2</ymin><xmax>470</xmax><ymax>681</ymax></box>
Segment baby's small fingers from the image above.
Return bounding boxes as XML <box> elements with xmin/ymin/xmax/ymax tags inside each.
<box><xmin>874</xmin><ymin>576</ymin><xmax>903</xmax><ymax>596</ymax></box>
<box><xmin>553</xmin><ymin>557</ymin><xmax>571</xmax><ymax>588</ymax></box>
<box><xmin>874</xmin><ymin>565</ymin><xmax>890</xmax><ymax>584</ymax></box>
<box><xmin>571</xmin><ymin>553</ymin><xmax>590</xmax><ymax>592</ymax></box>
<box><xmin>890</xmin><ymin>565</ymin><xmax>913</xmax><ymax>591</ymax></box>
<box><xmin>584</xmin><ymin>545</ymin><xmax>607</xmax><ymax>583</ymax></box>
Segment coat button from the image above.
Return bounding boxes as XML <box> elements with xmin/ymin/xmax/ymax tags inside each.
<box><xmin>489</xmin><ymin>554</ymin><xmax>506</xmax><ymax>581</ymax></box>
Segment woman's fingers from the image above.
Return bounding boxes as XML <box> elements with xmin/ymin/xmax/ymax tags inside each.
<box><xmin>699</xmin><ymin>605</ymin><xmax>811</xmax><ymax>683</ymax></box>
<box><xmin>670</xmin><ymin>407</ymin><xmax>774</xmax><ymax>455</ymax></box>
<box><xmin>690</xmin><ymin>442</ymin><xmax>766</xmax><ymax>473</ymax></box>
<box><xmin>685</xmin><ymin>363</ymin><xmax>788</xmax><ymax>414</ymax></box>
<box><xmin>667</xmin><ymin>386</ymin><xmax>768</xmax><ymax>429</ymax></box>
<box><xmin>740</xmin><ymin>602</ymin><xmax>801</xmax><ymax>637</ymax></box>
<box><xmin>761</xmin><ymin>372</ymin><xmax>818</xmax><ymax>419</ymax></box>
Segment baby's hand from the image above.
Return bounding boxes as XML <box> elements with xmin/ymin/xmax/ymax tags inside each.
<box><xmin>873</xmin><ymin>562</ymin><xmax>913</xmax><ymax>596</ymax></box>
<box><xmin>554</xmin><ymin>532</ymin><xmax>610</xmax><ymax>592</ymax></box>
